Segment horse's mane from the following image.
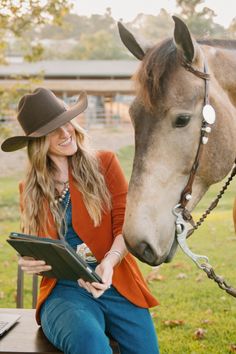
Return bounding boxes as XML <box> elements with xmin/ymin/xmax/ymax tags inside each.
<box><xmin>134</xmin><ymin>38</ymin><xmax>179</xmax><ymax>110</ymax></box>
<box><xmin>135</xmin><ymin>37</ymin><xmax>236</xmax><ymax>110</ymax></box>
<box><xmin>197</xmin><ymin>39</ymin><xmax>236</xmax><ymax>50</ymax></box>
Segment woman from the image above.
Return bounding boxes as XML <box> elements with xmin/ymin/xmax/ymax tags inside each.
<box><xmin>1</xmin><ymin>87</ymin><xmax>159</xmax><ymax>354</ymax></box>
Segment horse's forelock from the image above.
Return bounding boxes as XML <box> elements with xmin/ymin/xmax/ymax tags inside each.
<box><xmin>134</xmin><ymin>38</ymin><xmax>180</xmax><ymax>110</ymax></box>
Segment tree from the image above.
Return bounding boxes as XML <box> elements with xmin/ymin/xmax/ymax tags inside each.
<box><xmin>0</xmin><ymin>0</ymin><xmax>72</xmax><ymax>63</ymax></box>
<box><xmin>128</xmin><ymin>9</ymin><xmax>173</xmax><ymax>43</ymax></box>
<box><xmin>66</xmin><ymin>30</ymin><xmax>131</xmax><ymax>60</ymax></box>
<box><xmin>0</xmin><ymin>0</ymin><xmax>71</xmax><ymax>136</ymax></box>
<box><xmin>228</xmin><ymin>18</ymin><xmax>236</xmax><ymax>38</ymax></box>
<box><xmin>36</xmin><ymin>9</ymin><xmax>132</xmax><ymax>60</ymax></box>
<box><xmin>37</xmin><ymin>7</ymin><xmax>116</xmax><ymax>42</ymax></box>
<box><xmin>175</xmin><ymin>0</ymin><xmax>226</xmax><ymax>38</ymax></box>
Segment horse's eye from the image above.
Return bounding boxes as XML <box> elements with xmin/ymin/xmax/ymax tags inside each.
<box><xmin>174</xmin><ymin>115</ymin><xmax>191</xmax><ymax>128</ymax></box>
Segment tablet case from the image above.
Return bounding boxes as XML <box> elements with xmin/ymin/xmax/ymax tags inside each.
<box><xmin>7</xmin><ymin>232</ymin><xmax>102</xmax><ymax>283</ymax></box>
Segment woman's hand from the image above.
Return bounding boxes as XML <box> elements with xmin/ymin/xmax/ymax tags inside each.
<box><xmin>78</xmin><ymin>257</ymin><xmax>114</xmax><ymax>298</ymax></box>
<box><xmin>18</xmin><ymin>256</ymin><xmax>52</xmax><ymax>275</ymax></box>
<box><xmin>78</xmin><ymin>235</ymin><xmax>127</xmax><ymax>298</ymax></box>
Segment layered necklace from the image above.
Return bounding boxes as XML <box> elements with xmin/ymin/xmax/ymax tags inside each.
<box><xmin>54</xmin><ymin>180</ymin><xmax>71</xmax><ymax>240</ymax></box>
<box><xmin>54</xmin><ymin>180</ymin><xmax>70</xmax><ymax>205</ymax></box>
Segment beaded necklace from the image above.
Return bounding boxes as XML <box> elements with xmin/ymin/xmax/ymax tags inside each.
<box><xmin>61</xmin><ymin>189</ymin><xmax>71</xmax><ymax>214</ymax></box>
<box><xmin>55</xmin><ymin>181</ymin><xmax>69</xmax><ymax>204</ymax></box>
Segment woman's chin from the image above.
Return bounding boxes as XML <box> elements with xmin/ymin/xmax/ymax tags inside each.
<box><xmin>60</xmin><ymin>144</ymin><xmax>78</xmax><ymax>156</ymax></box>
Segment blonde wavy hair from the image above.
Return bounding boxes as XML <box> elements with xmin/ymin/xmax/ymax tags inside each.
<box><xmin>21</xmin><ymin>121</ymin><xmax>111</xmax><ymax>237</ymax></box>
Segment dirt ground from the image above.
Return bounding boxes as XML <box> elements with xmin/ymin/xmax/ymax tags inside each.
<box><xmin>0</xmin><ymin>123</ymin><xmax>134</xmax><ymax>177</ymax></box>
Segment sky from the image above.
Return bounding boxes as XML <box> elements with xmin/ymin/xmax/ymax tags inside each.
<box><xmin>72</xmin><ymin>0</ymin><xmax>236</xmax><ymax>28</ymax></box>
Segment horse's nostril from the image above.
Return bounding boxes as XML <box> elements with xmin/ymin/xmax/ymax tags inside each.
<box><xmin>135</xmin><ymin>242</ymin><xmax>156</xmax><ymax>264</ymax></box>
<box><xmin>124</xmin><ymin>239</ymin><xmax>158</xmax><ymax>265</ymax></box>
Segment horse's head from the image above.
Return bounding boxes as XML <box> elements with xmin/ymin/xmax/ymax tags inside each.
<box><xmin>118</xmin><ymin>17</ymin><xmax>236</xmax><ymax>266</ymax></box>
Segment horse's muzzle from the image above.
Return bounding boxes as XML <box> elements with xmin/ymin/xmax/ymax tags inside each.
<box><xmin>125</xmin><ymin>236</ymin><xmax>178</xmax><ymax>266</ymax></box>
<box><xmin>125</xmin><ymin>240</ymin><xmax>163</xmax><ymax>266</ymax></box>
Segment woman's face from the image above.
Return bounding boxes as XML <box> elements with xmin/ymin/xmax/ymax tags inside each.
<box><xmin>47</xmin><ymin>122</ymin><xmax>78</xmax><ymax>159</ymax></box>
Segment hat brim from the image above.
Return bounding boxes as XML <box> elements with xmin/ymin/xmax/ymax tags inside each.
<box><xmin>1</xmin><ymin>91</ymin><xmax>87</xmax><ymax>152</ymax></box>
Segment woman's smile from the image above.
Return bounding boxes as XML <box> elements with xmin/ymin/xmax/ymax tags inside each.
<box><xmin>59</xmin><ymin>136</ymin><xmax>72</xmax><ymax>147</ymax></box>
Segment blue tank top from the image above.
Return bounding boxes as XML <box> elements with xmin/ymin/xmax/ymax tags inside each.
<box><xmin>61</xmin><ymin>190</ymin><xmax>98</xmax><ymax>269</ymax></box>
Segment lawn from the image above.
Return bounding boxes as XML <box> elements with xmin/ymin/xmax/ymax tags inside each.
<box><xmin>1</xmin><ymin>145</ymin><xmax>236</xmax><ymax>353</ymax></box>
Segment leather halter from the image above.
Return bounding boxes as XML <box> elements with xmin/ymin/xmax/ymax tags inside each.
<box><xmin>179</xmin><ymin>59</ymin><xmax>211</xmax><ymax>211</ymax></box>
<box><xmin>177</xmin><ymin>56</ymin><xmax>236</xmax><ymax>229</ymax></box>
<box><xmin>173</xmin><ymin>57</ymin><xmax>236</xmax><ymax>297</ymax></box>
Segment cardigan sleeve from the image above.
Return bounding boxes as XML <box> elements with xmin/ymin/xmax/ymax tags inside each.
<box><xmin>101</xmin><ymin>151</ymin><xmax>128</xmax><ymax>238</ymax></box>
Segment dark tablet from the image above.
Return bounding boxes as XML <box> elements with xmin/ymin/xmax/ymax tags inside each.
<box><xmin>7</xmin><ymin>232</ymin><xmax>102</xmax><ymax>283</ymax></box>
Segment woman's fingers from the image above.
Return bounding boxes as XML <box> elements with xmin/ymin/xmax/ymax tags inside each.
<box><xmin>78</xmin><ymin>279</ymin><xmax>91</xmax><ymax>293</ymax></box>
<box><xmin>20</xmin><ymin>265</ymin><xmax>52</xmax><ymax>274</ymax></box>
<box><xmin>91</xmin><ymin>282</ymin><xmax>110</xmax><ymax>290</ymax></box>
<box><xmin>86</xmin><ymin>283</ymin><xmax>104</xmax><ymax>298</ymax></box>
<box><xmin>18</xmin><ymin>256</ymin><xmax>51</xmax><ymax>274</ymax></box>
<box><xmin>78</xmin><ymin>279</ymin><xmax>109</xmax><ymax>298</ymax></box>
<box><xmin>19</xmin><ymin>259</ymin><xmax>46</xmax><ymax>267</ymax></box>
<box><xmin>95</xmin><ymin>261</ymin><xmax>113</xmax><ymax>286</ymax></box>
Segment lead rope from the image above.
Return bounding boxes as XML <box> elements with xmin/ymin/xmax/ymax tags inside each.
<box><xmin>187</xmin><ymin>161</ymin><xmax>236</xmax><ymax>237</ymax></box>
<box><xmin>187</xmin><ymin>162</ymin><xmax>236</xmax><ymax>297</ymax></box>
<box><xmin>173</xmin><ymin>57</ymin><xmax>236</xmax><ymax>298</ymax></box>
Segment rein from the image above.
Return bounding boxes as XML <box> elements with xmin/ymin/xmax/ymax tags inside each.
<box><xmin>172</xmin><ymin>57</ymin><xmax>236</xmax><ymax>297</ymax></box>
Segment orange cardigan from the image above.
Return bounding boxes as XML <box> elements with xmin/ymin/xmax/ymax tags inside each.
<box><xmin>19</xmin><ymin>151</ymin><xmax>158</xmax><ymax>324</ymax></box>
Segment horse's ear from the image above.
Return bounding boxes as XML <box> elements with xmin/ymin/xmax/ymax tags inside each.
<box><xmin>172</xmin><ymin>16</ymin><xmax>197</xmax><ymax>63</ymax></box>
<box><xmin>118</xmin><ymin>21</ymin><xmax>145</xmax><ymax>60</ymax></box>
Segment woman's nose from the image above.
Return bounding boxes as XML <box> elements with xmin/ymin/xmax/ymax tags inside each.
<box><xmin>59</xmin><ymin>124</ymin><xmax>70</xmax><ymax>137</ymax></box>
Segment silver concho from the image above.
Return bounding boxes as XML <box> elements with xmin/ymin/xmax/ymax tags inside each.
<box><xmin>202</xmin><ymin>104</ymin><xmax>216</xmax><ymax>125</ymax></box>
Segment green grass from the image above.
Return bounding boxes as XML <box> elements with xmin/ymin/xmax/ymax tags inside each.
<box><xmin>1</xmin><ymin>145</ymin><xmax>236</xmax><ymax>353</ymax></box>
<box><xmin>0</xmin><ymin>173</ymin><xmax>35</xmax><ymax>308</ymax></box>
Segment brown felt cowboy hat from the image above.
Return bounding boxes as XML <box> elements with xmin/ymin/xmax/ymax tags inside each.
<box><xmin>1</xmin><ymin>87</ymin><xmax>88</xmax><ymax>152</ymax></box>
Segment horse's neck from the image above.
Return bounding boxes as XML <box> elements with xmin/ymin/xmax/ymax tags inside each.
<box><xmin>200</xmin><ymin>46</ymin><xmax>236</xmax><ymax>185</ymax></box>
<box><xmin>207</xmin><ymin>46</ymin><xmax>236</xmax><ymax>106</ymax></box>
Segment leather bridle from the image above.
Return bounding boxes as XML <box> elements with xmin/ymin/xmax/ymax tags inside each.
<box><xmin>176</xmin><ymin>56</ymin><xmax>236</xmax><ymax>223</ymax></box>
<box><xmin>179</xmin><ymin>59</ymin><xmax>213</xmax><ymax>210</ymax></box>
<box><xmin>172</xmin><ymin>54</ymin><xmax>236</xmax><ymax>297</ymax></box>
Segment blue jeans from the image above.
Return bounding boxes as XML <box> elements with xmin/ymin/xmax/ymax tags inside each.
<box><xmin>40</xmin><ymin>280</ymin><xmax>159</xmax><ymax>354</ymax></box>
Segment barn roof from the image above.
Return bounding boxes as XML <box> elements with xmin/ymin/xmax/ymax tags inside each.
<box><xmin>0</xmin><ymin>60</ymin><xmax>139</xmax><ymax>78</ymax></box>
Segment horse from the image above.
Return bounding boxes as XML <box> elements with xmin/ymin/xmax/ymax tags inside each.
<box><xmin>118</xmin><ymin>16</ymin><xmax>236</xmax><ymax>267</ymax></box>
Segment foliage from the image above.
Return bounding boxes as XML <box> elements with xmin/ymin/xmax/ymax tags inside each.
<box><xmin>228</xmin><ymin>18</ymin><xmax>236</xmax><ymax>37</ymax></box>
<box><xmin>175</xmin><ymin>0</ymin><xmax>226</xmax><ymax>38</ymax></box>
<box><xmin>0</xmin><ymin>0</ymin><xmax>72</xmax><ymax>63</ymax></box>
<box><xmin>0</xmin><ymin>0</ymin><xmax>71</xmax><ymax>135</ymax></box>
<box><xmin>18</xmin><ymin>2</ymin><xmax>236</xmax><ymax>61</ymax></box>
<box><xmin>1</xmin><ymin>1</ymin><xmax>236</xmax><ymax>62</ymax></box>
<box><xmin>39</xmin><ymin>8</ymin><xmax>131</xmax><ymax>60</ymax></box>
<box><xmin>0</xmin><ymin>73</ymin><xmax>44</xmax><ymax>136</ymax></box>
<box><xmin>127</xmin><ymin>9</ymin><xmax>173</xmax><ymax>43</ymax></box>
<box><xmin>67</xmin><ymin>30</ymin><xmax>130</xmax><ymax>60</ymax></box>
<box><xmin>1</xmin><ymin>1</ymin><xmax>236</xmax><ymax>64</ymax></box>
